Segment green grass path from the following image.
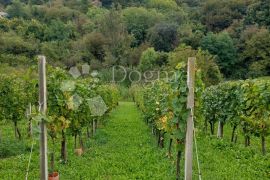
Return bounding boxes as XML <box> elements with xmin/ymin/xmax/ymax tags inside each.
<box><xmin>1</xmin><ymin>101</ymin><xmax>270</xmax><ymax>179</ymax></box>
<box><xmin>0</xmin><ymin>101</ymin><xmax>175</xmax><ymax>180</ymax></box>
<box><xmin>77</xmin><ymin>101</ymin><xmax>174</xmax><ymax>179</ymax></box>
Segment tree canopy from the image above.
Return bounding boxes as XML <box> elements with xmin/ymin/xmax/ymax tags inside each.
<box><xmin>0</xmin><ymin>0</ymin><xmax>270</xmax><ymax>81</ymax></box>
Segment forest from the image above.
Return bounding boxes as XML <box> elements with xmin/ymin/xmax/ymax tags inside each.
<box><xmin>0</xmin><ymin>0</ymin><xmax>270</xmax><ymax>179</ymax></box>
<box><xmin>0</xmin><ymin>0</ymin><xmax>269</xmax><ymax>82</ymax></box>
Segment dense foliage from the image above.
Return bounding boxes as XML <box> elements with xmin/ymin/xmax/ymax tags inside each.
<box><xmin>0</xmin><ymin>0</ymin><xmax>269</xmax><ymax>80</ymax></box>
<box><xmin>131</xmin><ymin>63</ymin><xmax>270</xmax><ymax>179</ymax></box>
<box><xmin>202</xmin><ymin>78</ymin><xmax>270</xmax><ymax>155</ymax></box>
<box><xmin>0</xmin><ymin>65</ymin><xmax>120</xmax><ymax>168</ymax></box>
<box><xmin>131</xmin><ymin>62</ymin><xmax>204</xmax><ymax>178</ymax></box>
<box><xmin>1</xmin><ymin>0</ymin><xmax>270</xmax><ymax>178</ymax></box>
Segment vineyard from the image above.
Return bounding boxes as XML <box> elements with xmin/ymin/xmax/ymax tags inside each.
<box><xmin>131</xmin><ymin>65</ymin><xmax>270</xmax><ymax>157</ymax></box>
<box><xmin>1</xmin><ymin>0</ymin><xmax>270</xmax><ymax>179</ymax></box>
<box><xmin>202</xmin><ymin>79</ymin><xmax>270</xmax><ymax>154</ymax></box>
<box><xmin>0</xmin><ymin>60</ymin><xmax>121</xmax><ymax>179</ymax></box>
<box><xmin>0</xmin><ymin>57</ymin><xmax>269</xmax><ymax>179</ymax></box>
<box><xmin>130</xmin><ymin>60</ymin><xmax>270</xmax><ymax>179</ymax></box>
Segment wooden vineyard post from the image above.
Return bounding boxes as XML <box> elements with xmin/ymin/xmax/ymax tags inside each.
<box><xmin>27</xmin><ymin>103</ymin><xmax>33</xmax><ymax>137</ymax></box>
<box><xmin>38</xmin><ymin>55</ymin><xmax>48</xmax><ymax>180</ymax></box>
<box><xmin>92</xmin><ymin>120</ymin><xmax>96</xmax><ymax>135</ymax></box>
<box><xmin>185</xmin><ymin>57</ymin><xmax>195</xmax><ymax>180</ymax></box>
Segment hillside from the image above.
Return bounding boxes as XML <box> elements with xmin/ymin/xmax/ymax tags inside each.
<box><xmin>0</xmin><ymin>1</ymin><xmax>270</xmax><ymax>179</ymax></box>
<box><xmin>0</xmin><ymin>0</ymin><xmax>269</xmax><ymax>81</ymax></box>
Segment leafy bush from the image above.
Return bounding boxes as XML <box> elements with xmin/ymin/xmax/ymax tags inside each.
<box><xmin>138</xmin><ymin>47</ymin><xmax>159</xmax><ymax>71</ymax></box>
<box><xmin>0</xmin><ymin>32</ymin><xmax>38</xmax><ymax>56</ymax></box>
<box><xmin>200</xmin><ymin>32</ymin><xmax>237</xmax><ymax>77</ymax></box>
<box><xmin>147</xmin><ymin>22</ymin><xmax>178</xmax><ymax>52</ymax></box>
<box><xmin>123</xmin><ymin>7</ymin><xmax>163</xmax><ymax>46</ymax></box>
<box><xmin>0</xmin><ymin>139</ymin><xmax>29</xmax><ymax>158</ymax></box>
<box><xmin>6</xmin><ymin>0</ymin><xmax>31</xmax><ymax>19</ymax></box>
<box><xmin>168</xmin><ymin>45</ymin><xmax>222</xmax><ymax>86</ymax></box>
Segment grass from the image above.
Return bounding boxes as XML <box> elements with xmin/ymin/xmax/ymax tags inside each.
<box><xmin>0</xmin><ymin>101</ymin><xmax>270</xmax><ymax>179</ymax></box>
<box><xmin>0</xmin><ymin>102</ymin><xmax>175</xmax><ymax>179</ymax></box>
<box><xmin>193</xmin><ymin>130</ymin><xmax>270</xmax><ymax>179</ymax></box>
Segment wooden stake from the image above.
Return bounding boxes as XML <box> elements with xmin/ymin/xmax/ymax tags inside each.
<box><xmin>92</xmin><ymin>120</ymin><xmax>96</xmax><ymax>135</ymax></box>
<box><xmin>185</xmin><ymin>57</ymin><xmax>195</xmax><ymax>180</ymax></box>
<box><xmin>217</xmin><ymin>121</ymin><xmax>222</xmax><ymax>138</ymax></box>
<box><xmin>27</xmin><ymin>103</ymin><xmax>33</xmax><ymax>137</ymax></box>
<box><xmin>38</xmin><ymin>55</ymin><xmax>48</xmax><ymax>180</ymax></box>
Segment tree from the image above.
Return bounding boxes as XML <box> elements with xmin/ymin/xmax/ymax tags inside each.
<box><xmin>87</xmin><ymin>6</ymin><xmax>108</xmax><ymax>21</ymax></box>
<box><xmin>0</xmin><ymin>18</ymin><xmax>46</xmax><ymax>40</ymax></box>
<box><xmin>139</xmin><ymin>47</ymin><xmax>159</xmax><ymax>72</ymax></box>
<box><xmin>164</xmin><ymin>7</ymin><xmax>187</xmax><ymax>26</ymax></box>
<box><xmin>201</xmin><ymin>0</ymin><xmax>247</xmax><ymax>32</ymax></box>
<box><xmin>0</xmin><ymin>31</ymin><xmax>38</xmax><ymax>57</ymax></box>
<box><xmin>100</xmin><ymin>0</ymin><xmax>145</xmax><ymax>7</ymax></box>
<box><xmin>241</xmin><ymin>29</ymin><xmax>270</xmax><ymax>78</ymax></box>
<box><xmin>0</xmin><ymin>0</ymin><xmax>12</xmax><ymax>6</ymax></box>
<box><xmin>32</xmin><ymin>5</ymin><xmax>81</xmax><ymax>23</ymax></box>
<box><xmin>82</xmin><ymin>32</ymin><xmax>107</xmax><ymax>62</ymax></box>
<box><xmin>122</xmin><ymin>7</ymin><xmax>163</xmax><ymax>46</ymax></box>
<box><xmin>43</xmin><ymin>20</ymin><xmax>77</xmax><ymax>41</ymax></box>
<box><xmin>100</xmin><ymin>0</ymin><xmax>112</xmax><ymax>7</ymax></box>
<box><xmin>178</xmin><ymin>22</ymin><xmax>206</xmax><ymax>49</ymax></box>
<box><xmin>99</xmin><ymin>6</ymin><xmax>132</xmax><ymax>66</ymax></box>
<box><xmin>168</xmin><ymin>45</ymin><xmax>222</xmax><ymax>86</ymax></box>
<box><xmin>146</xmin><ymin>0</ymin><xmax>188</xmax><ymax>26</ymax></box>
<box><xmin>6</xmin><ymin>0</ymin><xmax>31</xmax><ymax>19</ymax></box>
<box><xmin>128</xmin><ymin>43</ymin><xmax>149</xmax><ymax>66</ymax></box>
<box><xmin>21</xmin><ymin>19</ymin><xmax>45</xmax><ymax>40</ymax></box>
<box><xmin>56</xmin><ymin>0</ymin><xmax>89</xmax><ymax>13</ymax></box>
<box><xmin>147</xmin><ymin>0</ymin><xmax>179</xmax><ymax>11</ymax></box>
<box><xmin>147</xmin><ymin>22</ymin><xmax>178</xmax><ymax>52</ymax></box>
<box><xmin>245</xmin><ymin>0</ymin><xmax>270</xmax><ymax>29</ymax></box>
<box><xmin>176</xmin><ymin>0</ymin><xmax>200</xmax><ymax>7</ymax></box>
<box><xmin>201</xmin><ymin>32</ymin><xmax>237</xmax><ymax>77</ymax></box>
<box><xmin>41</xmin><ymin>41</ymin><xmax>71</xmax><ymax>65</ymax></box>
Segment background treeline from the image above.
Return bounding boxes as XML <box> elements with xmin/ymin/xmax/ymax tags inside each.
<box><xmin>0</xmin><ymin>0</ymin><xmax>270</xmax><ymax>83</ymax></box>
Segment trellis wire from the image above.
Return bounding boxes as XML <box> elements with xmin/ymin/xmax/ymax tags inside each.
<box><xmin>25</xmin><ymin>140</ymin><xmax>35</xmax><ymax>180</ymax></box>
<box><xmin>191</xmin><ymin>108</ymin><xmax>202</xmax><ymax>180</ymax></box>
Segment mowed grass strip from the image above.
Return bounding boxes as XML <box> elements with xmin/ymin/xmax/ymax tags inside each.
<box><xmin>1</xmin><ymin>102</ymin><xmax>268</xmax><ymax>179</ymax></box>
<box><xmin>0</xmin><ymin>102</ymin><xmax>175</xmax><ymax>179</ymax></box>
